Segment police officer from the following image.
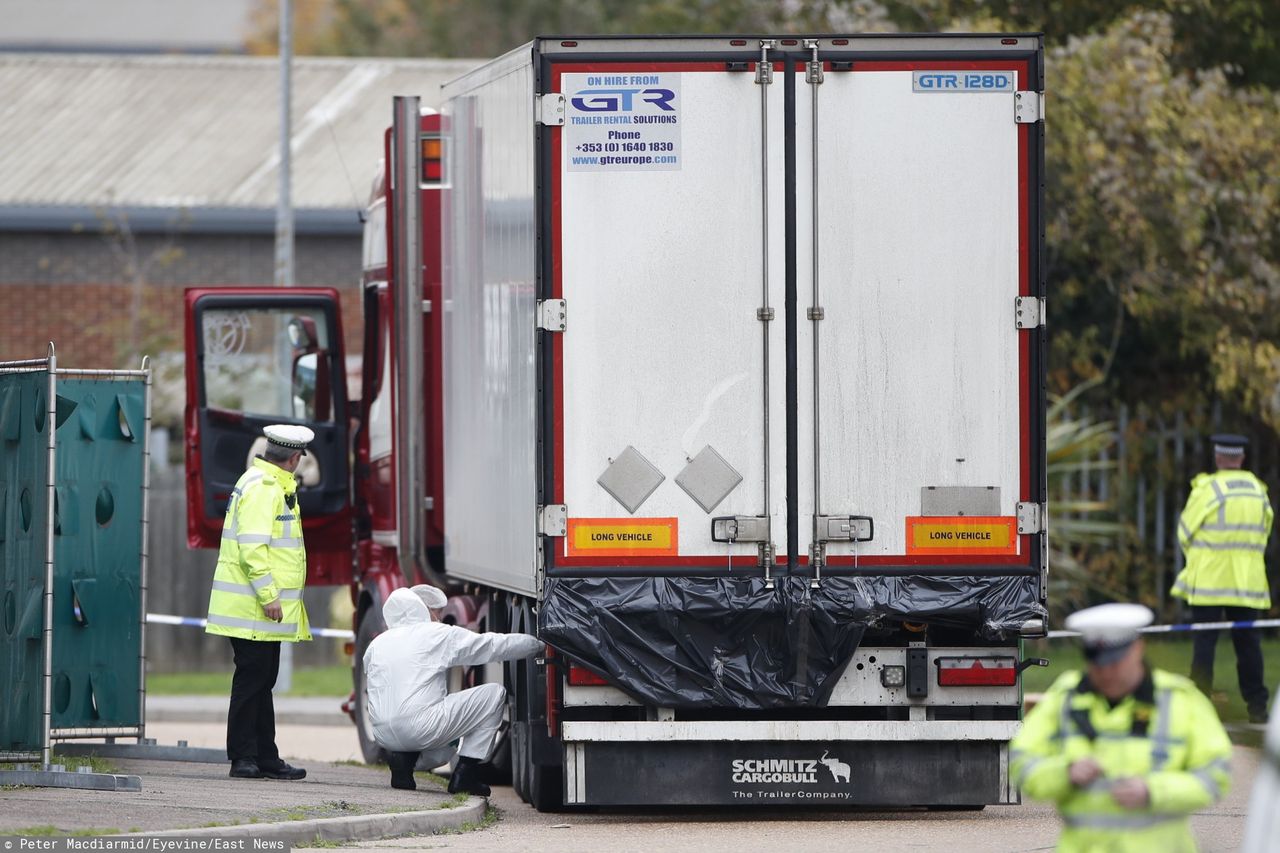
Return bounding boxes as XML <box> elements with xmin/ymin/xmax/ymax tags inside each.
<box><xmin>1011</xmin><ymin>603</ymin><xmax>1232</xmax><ymax>852</ymax></box>
<box><xmin>206</xmin><ymin>424</ymin><xmax>315</xmax><ymax>780</ymax></box>
<box><xmin>1172</xmin><ymin>433</ymin><xmax>1273</xmax><ymax>723</ymax></box>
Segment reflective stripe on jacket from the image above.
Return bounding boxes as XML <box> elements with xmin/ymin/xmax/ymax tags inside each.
<box><xmin>206</xmin><ymin>457</ymin><xmax>311</xmax><ymax>643</ymax></box>
<box><xmin>1172</xmin><ymin>469</ymin><xmax>1273</xmax><ymax>608</ymax></box>
<box><xmin>1010</xmin><ymin>668</ymin><xmax>1232</xmax><ymax>853</ymax></box>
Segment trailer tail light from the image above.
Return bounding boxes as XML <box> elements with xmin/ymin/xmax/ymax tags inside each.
<box><xmin>935</xmin><ymin>656</ymin><xmax>1018</xmax><ymax>687</ymax></box>
<box><xmin>567</xmin><ymin>663</ymin><xmax>611</xmax><ymax>687</ymax></box>
<box><xmin>420</xmin><ymin>135</ymin><xmax>445</xmax><ymax>185</ymax></box>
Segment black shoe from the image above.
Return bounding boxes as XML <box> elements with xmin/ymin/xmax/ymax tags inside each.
<box><xmin>1249</xmin><ymin>707</ymin><xmax>1269</xmax><ymax>725</ymax></box>
<box><xmin>447</xmin><ymin>757</ymin><xmax>491</xmax><ymax>797</ymax></box>
<box><xmin>259</xmin><ymin>760</ymin><xmax>307</xmax><ymax>781</ymax></box>
<box><xmin>388</xmin><ymin>751</ymin><xmax>420</xmax><ymax>790</ymax></box>
<box><xmin>229</xmin><ymin>759</ymin><xmax>263</xmax><ymax>779</ymax></box>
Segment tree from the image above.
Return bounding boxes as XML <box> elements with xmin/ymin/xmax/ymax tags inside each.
<box><xmin>1046</xmin><ymin>11</ymin><xmax>1280</xmax><ymax>431</ymax></box>
<box><xmin>878</xmin><ymin>0</ymin><xmax>1280</xmax><ymax>89</ymax></box>
<box><xmin>243</xmin><ymin>0</ymin><xmax>899</xmax><ymax>58</ymax></box>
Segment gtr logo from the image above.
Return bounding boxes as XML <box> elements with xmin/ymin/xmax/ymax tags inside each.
<box><xmin>570</xmin><ymin>88</ymin><xmax>676</xmax><ymax>112</ymax></box>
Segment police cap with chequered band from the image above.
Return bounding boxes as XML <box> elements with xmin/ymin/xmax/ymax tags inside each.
<box><xmin>264</xmin><ymin>424</ymin><xmax>315</xmax><ymax>457</ymax></box>
<box><xmin>1065</xmin><ymin>603</ymin><xmax>1153</xmax><ymax>667</ymax></box>
<box><xmin>1210</xmin><ymin>433</ymin><xmax>1248</xmax><ymax>457</ymax></box>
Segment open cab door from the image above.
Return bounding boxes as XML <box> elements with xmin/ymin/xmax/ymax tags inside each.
<box><xmin>185</xmin><ymin>287</ymin><xmax>354</xmax><ymax>586</ymax></box>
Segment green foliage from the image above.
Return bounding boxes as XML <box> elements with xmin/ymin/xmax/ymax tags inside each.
<box><xmin>1046</xmin><ymin>392</ymin><xmax>1123</xmax><ymax>616</ymax></box>
<box><xmin>884</xmin><ymin>0</ymin><xmax>1280</xmax><ymax>88</ymax></box>
<box><xmin>247</xmin><ymin>0</ymin><xmax>899</xmax><ymax>58</ymax></box>
<box><xmin>1047</xmin><ymin>12</ymin><xmax>1280</xmax><ymax>433</ymax></box>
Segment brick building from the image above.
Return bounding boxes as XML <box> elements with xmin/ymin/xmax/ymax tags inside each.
<box><xmin>0</xmin><ymin>53</ymin><xmax>473</xmax><ymax>434</ymax></box>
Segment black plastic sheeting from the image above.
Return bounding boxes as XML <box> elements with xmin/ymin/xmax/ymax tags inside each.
<box><xmin>539</xmin><ymin>574</ymin><xmax>1045</xmax><ymax>710</ymax></box>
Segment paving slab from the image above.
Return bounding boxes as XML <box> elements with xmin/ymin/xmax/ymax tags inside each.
<box><xmin>0</xmin><ymin>757</ymin><xmax>481</xmax><ymax>841</ymax></box>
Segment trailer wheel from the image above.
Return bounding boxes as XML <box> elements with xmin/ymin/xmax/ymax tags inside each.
<box><xmin>505</xmin><ymin>598</ymin><xmax>563</xmax><ymax>811</ymax></box>
<box><xmin>353</xmin><ymin>608</ymin><xmax>386</xmax><ymax>764</ymax></box>
<box><xmin>527</xmin><ymin>751</ymin><xmax>563</xmax><ymax>813</ymax></box>
<box><xmin>517</xmin><ymin>652</ymin><xmax>564</xmax><ymax>811</ymax></box>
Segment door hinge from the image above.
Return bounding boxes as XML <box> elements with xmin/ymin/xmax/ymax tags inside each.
<box><xmin>1016</xmin><ymin>502</ymin><xmax>1045</xmax><ymax>534</ymax></box>
<box><xmin>537</xmin><ymin>299</ymin><xmax>567</xmax><ymax>332</ymax></box>
<box><xmin>422</xmin><ymin>299</ymin><xmax>432</xmax><ymax>314</ymax></box>
<box><xmin>1015</xmin><ymin>296</ymin><xmax>1044</xmax><ymax>329</ymax></box>
<box><xmin>815</xmin><ymin>515</ymin><xmax>874</xmax><ymax>543</ymax></box>
<box><xmin>1015</xmin><ymin>91</ymin><xmax>1044</xmax><ymax>124</ymax></box>
<box><xmin>538</xmin><ymin>504</ymin><xmax>567</xmax><ymax>537</ymax></box>
<box><xmin>537</xmin><ymin>93</ymin><xmax>566</xmax><ymax>126</ymax></box>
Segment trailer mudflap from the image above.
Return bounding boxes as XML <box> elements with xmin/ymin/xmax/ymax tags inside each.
<box><xmin>562</xmin><ymin>736</ymin><xmax>1015</xmax><ymax>806</ymax></box>
<box><xmin>540</xmin><ymin>574</ymin><xmax>1044</xmax><ymax>709</ymax></box>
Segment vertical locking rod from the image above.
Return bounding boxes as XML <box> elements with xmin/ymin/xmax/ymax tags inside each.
<box><xmin>758</xmin><ymin>39</ymin><xmax>776</xmax><ymax>578</ymax></box>
<box><xmin>805</xmin><ymin>39</ymin><xmax>825</xmax><ymax>582</ymax></box>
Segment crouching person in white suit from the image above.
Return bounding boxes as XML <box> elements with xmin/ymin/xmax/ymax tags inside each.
<box><xmin>364</xmin><ymin>585</ymin><xmax>543</xmax><ymax>796</ymax></box>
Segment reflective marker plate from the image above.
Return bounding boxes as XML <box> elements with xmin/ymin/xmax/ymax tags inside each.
<box><xmin>566</xmin><ymin>517</ymin><xmax>679</xmax><ymax>557</ymax></box>
<box><xmin>904</xmin><ymin>516</ymin><xmax>1018</xmax><ymax>555</ymax></box>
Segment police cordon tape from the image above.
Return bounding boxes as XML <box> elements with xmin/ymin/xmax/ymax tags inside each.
<box><xmin>146</xmin><ymin>612</ymin><xmax>355</xmax><ymax>640</ymax></box>
<box><xmin>144</xmin><ymin>611</ymin><xmax>1277</xmax><ymax>642</ymax></box>
<box><xmin>1048</xmin><ymin>617</ymin><xmax>1280</xmax><ymax>640</ymax></box>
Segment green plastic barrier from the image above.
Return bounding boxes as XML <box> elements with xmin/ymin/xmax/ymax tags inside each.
<box><xmin>50</xmin><ymin>379</ymin><xmax>146</xmax><ymax>731</ymax></box>
<box><xmin>0</xmin><ymin>367</ymin><xmax>147</xmax><ymax>754</ymax></box>
<box><xmin>0</xmin><ymin>371</ymin><xmax>52</xmax><ymax>754</ymax></box>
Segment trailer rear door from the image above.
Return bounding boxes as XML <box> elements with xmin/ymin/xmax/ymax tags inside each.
<box><xmin>550</xmin><ymin>59</ymin><xmax>789</xmax><ymax>568</ymax></box>
<box><xmin>794</xmin><ymin>57</ymin><xmax>1040</xmax><ymax>570</ymax></box>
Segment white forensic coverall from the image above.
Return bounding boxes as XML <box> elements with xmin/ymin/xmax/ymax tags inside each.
<box><xmin>364</xmin><ymin>588</ymin><xmax>542</xmax><ymax>760</ymax></box>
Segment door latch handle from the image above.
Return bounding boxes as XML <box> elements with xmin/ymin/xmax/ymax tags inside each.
<box><xmin>711</xmin><ymin>515</ymin><xmax>770</xmax><ymax>543</ymax></box>
<box><xmin>815</xmin><ymin>515</ymin><xmax>874</xmax><ymax>543</ymax></box>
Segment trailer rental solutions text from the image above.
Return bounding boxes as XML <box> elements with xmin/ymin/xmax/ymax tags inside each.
<box><xmin>565</xmin><ymin>73</ymin><xmax>681</xmax><ymax>171</ymax></box>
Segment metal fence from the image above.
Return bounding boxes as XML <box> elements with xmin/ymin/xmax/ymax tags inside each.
<box><xmin>1060</xmin><ymin>403</ymin><xmax>1280</xmax><ymax>614</ymax></box>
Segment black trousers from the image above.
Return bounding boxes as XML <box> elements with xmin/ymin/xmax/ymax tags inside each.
<box><xmin>1189</xmin><ymin>605</ymin><xmax>1269</xmax><ymax>712</ymax></box>
<box><xmin>227</xmin><ymin>637</ymin><xmax>281</xmax><ymax>764</ymax></box>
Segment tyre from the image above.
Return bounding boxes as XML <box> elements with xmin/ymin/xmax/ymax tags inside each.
<box><xmin>508</xmin><ymin>601</ymin><xmax>564</xmax><ymax>812</ymax></box>
<box><xmin>352</xmin><ymin>607</ymin><xmax>386</xmax><ymax>764</ymax></box>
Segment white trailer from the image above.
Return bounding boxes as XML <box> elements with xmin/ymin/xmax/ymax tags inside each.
<box><xmin>436</xmin><ymin>33</ymin><xmax>1048</xmax><ymax>810</ymax></box>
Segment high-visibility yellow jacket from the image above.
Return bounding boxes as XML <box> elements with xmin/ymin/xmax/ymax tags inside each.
<box><xmin>205</xmin><ymin>457</ymin><xmax>311</xmax><ymax>643</ymax></box>
<box><xmin>1011</xmin><ymin>668</ymin><xmax>1232</xmax><ymax>853</ymax></box>
<box><xmin>1172</xmin><ymin>469</ymin><xmax>1273</xmax><ymax>609</ymax></box>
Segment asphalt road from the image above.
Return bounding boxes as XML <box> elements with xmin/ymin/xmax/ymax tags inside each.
<box><xmin>150</xmin><ymin>720</ymin><xmax>1261</xmax><ymax>853</ymax></box>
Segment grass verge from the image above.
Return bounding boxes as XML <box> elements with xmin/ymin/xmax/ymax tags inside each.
<box><xmin>148</xmin><ymin>665</ymin><xmax>351</xmax><ymax>697</ymax></box>
<box><xmin>1024</xmin><ymin>634</ymin><xmax>1280</xmax><ymax>725</ymax></box>
<box><xmin>11</xmin><ymin>827</ymin><xmax>122</xmax><ymax>837</ymax></box>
